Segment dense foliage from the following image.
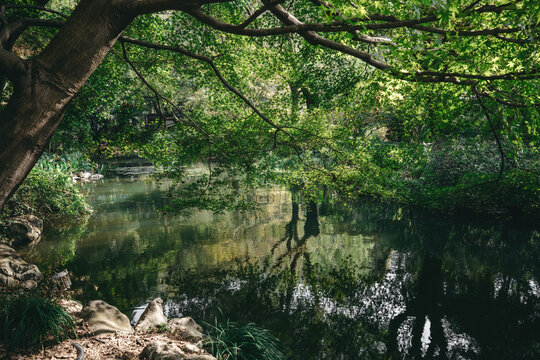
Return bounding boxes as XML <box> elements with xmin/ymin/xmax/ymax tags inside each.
<box><xmin>1</xmin><ymin>0</ymin><xmax>538</xmax><ymax>216</ymax></box>
<box><xmin>0</xmin><ymin>153</ymin><xmax>91</xmax><ymax>220</ymax></box>
<box><xmin>204</xmin><ymin>318</ymin><xmax>287</xmax><ymax>360</ymax></box>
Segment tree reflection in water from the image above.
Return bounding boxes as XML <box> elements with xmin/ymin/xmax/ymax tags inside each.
<box><xmin>28</xmin><ymin>179</ymin><xmax>540</xmax><ymax>359</ymax></box>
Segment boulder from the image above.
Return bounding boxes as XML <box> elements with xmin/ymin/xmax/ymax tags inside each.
<box><xmin>90</xmin><ymin>174</ymin><xmax>104</xmax><ymax>181</ymax></box>
<box><xmin>135</xmin><ymin>298</ymin><xmax>167</xmax><ymax>332</ymax></box>
<box><xmin>50</xmin><ymin>269</ymin><xmax>72</xmax><ymax>291</ymax></box>
<box><xmin>7</xmin><ymin>215</ymin><xmax>43</xmax><ymax>246</ymax></box>
<box><xmin>57</xmin><ymin>298</ymin><xmax>83</xmax><ymax>316</ymax></box>
<box><xmin>139</xmin><ymin>342</ymin><xmax>217</xmax><ymax>360</ymax></box>
<box><xmin>185</xmin><ymin>355</ymin><xmax>217</xmax><ymax>360</ymax></box>
<box><xmin>167</xmin><ymin>317</ymin><xmax>203</xmax><ymax>342</ymax></box>
<box><xmin>82</xmin><ymin>300</ymin><xmax>133</xmax><ymax>335</ymax></box>
<box><xmin>0</xmin><ymin>244</ymin><xmax>42</xmax><ymax>288</ymax></box>
<box><xmin>80</xmin><ymin>171</ymin><xmax>92</xmax><ymax>179</ymax></box>
<box><xmin>139</xmin><ymin>342</ymin><xmax>186</xmax><ymax>360</ymax></box>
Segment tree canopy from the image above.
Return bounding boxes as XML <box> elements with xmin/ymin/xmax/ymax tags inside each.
<box><xmin>0</xmin><ymin>0</ymin><xmax>538</xmax><ymax>214</ymax></box>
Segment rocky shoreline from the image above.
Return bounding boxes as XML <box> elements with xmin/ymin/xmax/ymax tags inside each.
<box><xmin>0</xmin><ymin>215</ymin><xmax>217</xmax><ymax>360</ymax></box>
<box><xmin>4</xmin><ymin>297</ymin><xmax>218</xmax><ymax>360</ymax></box>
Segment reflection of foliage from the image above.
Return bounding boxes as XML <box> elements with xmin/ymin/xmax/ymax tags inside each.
<box><xmin>204</xmin><ymin>318</ymin><xmax>286</xmax><ymax>360</ymax></box>
<box><xmin>27</xmin><ymin>216</ymin><xmax>90</xmax><ymax>275</ymax></box>
<box><xmin>0</xmin><ymin>292</ymin><xmax>76</xmax><ymax>351</ymax></box>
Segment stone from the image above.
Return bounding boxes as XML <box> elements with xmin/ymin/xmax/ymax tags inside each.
<box><xmin>167</xmin><ymin>317</ymin><xmax>203</xmax><ymax>342</ymax></box>
<box><xmin>7</xmin><ymin>215</ymin><xmax>43</xmax><ymax>246</ymax></box>
<box><xmin>0</xmin><ymin>244</ymin><xmax>42</xmax><ymax>289</ymax></box>
<box><xmin>50</xmin><ymin>269</ymin><xmax>72</xmax><ymax>291</ymax></box>
<box><xmin>135</xmin><ymin>298</ymin><xmax>168</xmax><ymax>332</ymax></box>
<box><xmin>82</xmin><ymin>300</ymin><xmax>134</xmax><ymax>335</ymax></box>
<box><xmin>184</xmin><ymin>355</ymin><xmax>217</xmax><ymax>360</ymax></box>
<box><xmin>57</xmin><ymin>298</ymin><xmax>83</xmax><ymax>316</ymax></box>
<box><xmin>90</xmin><ymin>174</ymin><xmax>104</xmax><ymax>181</ymax></box>
<box><xmin>80</xmin><ymin>171</ymin><xmax>92</xmax><ymax>179</ymax></box>
<box><xmin>139</xmin><ymin>342</ymin><xmax>186</xmax><ymax>360</ymax></box>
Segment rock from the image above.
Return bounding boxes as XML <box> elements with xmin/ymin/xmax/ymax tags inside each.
<box><xmin>167</xmin><ymin>317</ymin><xmax>203</xmax><ymax>342</ymax></box>
<box><xmin>7</xmin><ymin>215</ymin><xmax>43</xmax><ymax>246</ymax></box>
<box><xmin>50</xmin><ymin>269</ymin><xmax>72</xmax><ymax>291</ymax></box>
<box><xmin>90</xmin><ymin>174</ymin><xmax>104</xmax><ymax>181</ymax></box>
<box><xmin>57</xmin><ymin>298</ymin><xmax>83</xmax><ymax>316</ymax></box>
<box><xmin>139</xmin><ymin>342</ymin><xmax>186</xmax><ymax>360</ymax></box>
<box><xmin>82</xmin><ymin>300</ymin><xmax>133</xmax><ymax>334</ymax></box>
<box><xmin>0</xmin><ymin>244</ymin><xmax>42</xmax><ymax>288</ymax></box>
<box><xmin>135</xmin><ymin>298</ymin><xmax>167</xmax><ymax>332</ymax></box>
<box><xmin>184</xmin><ymin>355</ymin><xmax>217</xmax><ymax>360</ymax></box>
<box><xmin>80</xmin><ymin>171</ymin><xmax>92</xmax><ymax>179</ymax></box>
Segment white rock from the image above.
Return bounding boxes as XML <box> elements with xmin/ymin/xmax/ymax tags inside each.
<box><xmin>82</xmin><ymin>300</ymin><xmax>133</xmax><ymax>335</ymax></box>
<box><xmin>135</xmin><ymin>298</ymin><xmax>167</xmax><ymax>332</ymax></box>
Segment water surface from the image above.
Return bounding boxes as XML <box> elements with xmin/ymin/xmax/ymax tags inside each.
<box><xmin>29</xmin><ymin>177</ymin><xmax>540</xmax><ymax>359</ymax></box>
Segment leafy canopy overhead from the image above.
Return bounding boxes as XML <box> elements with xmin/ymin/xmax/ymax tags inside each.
<box><xmin>0</xmin><ymin>0</ymin><xmax>538</xmax><ymax>213</ymax></box>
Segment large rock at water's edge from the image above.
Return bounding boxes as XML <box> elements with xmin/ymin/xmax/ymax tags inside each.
<box><xmin>6</xmin><ymin>215</ymin><xmax>43</xmax><ymax>246</ymax></box>
<box><xmin>139</xmin><ymin>342</ymin><xmax>217</xmax><ymax>360</ymax></box>
<box><xmin>82</xmin><ymin>300</ymin><xmax>133</xmax><ymax>335</ymax></box>
<box><xmin>136</xmin><ymin>298</ymin><xmax>168</xmax><ymax>332</ymax></box>
<box><xmin>0</xmin><ymin>244</ymin><xmax>42</xmax><ymax>289</ymax></box>
<box><xmin>168</xmin><ymin>317</ymin><xmax>203</xmax><ymax>342</ymax></box>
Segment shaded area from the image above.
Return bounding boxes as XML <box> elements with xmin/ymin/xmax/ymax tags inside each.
<box><xmin>29</xmin><ymin>178</ymin><xmax>540</xmax><ymax>359</ymax></box>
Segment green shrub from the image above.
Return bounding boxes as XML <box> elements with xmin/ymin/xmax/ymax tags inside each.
<box><xmin>0</xmin><ymin>293</ymin><xmax>76</xmax><ymax>350</ymax></box>
<box><xmin>1</xmin><ymin>166</ymin><xmax>90</xmax><ymax>220</ymax></box>
<box><xmin>204</xmin><ymin>319</ymin><xmax>286</xmax><ymax>360</ymax></box>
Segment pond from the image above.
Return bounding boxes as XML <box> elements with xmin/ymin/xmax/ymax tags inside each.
<box><xmin>28</xmin><ymin>176</ymin><xmax>540</xmax><ymax>359</ymax></box>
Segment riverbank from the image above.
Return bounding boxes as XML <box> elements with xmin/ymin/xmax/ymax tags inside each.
<box><xmin>1</xmin><ymin>296</ymin><xmax>216</xmax><ymax>360</ymax></box>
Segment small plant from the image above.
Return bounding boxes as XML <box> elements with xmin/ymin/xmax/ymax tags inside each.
<box><xmin>0</xmin><ymin>292</ymin><xmax>76</xmax><ymax>350</ymax></box>
<box><xmin>204</xmin><ymin>318</ymin><xmax>286</xmax><ymax>360</ymax></box>
<box><xmin>152</xmin><ymin>323</ymin><xmax>169</xmax><ymax>333</ymax></box>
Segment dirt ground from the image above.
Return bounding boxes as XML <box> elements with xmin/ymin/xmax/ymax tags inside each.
<box><xmin>1</xmin><ymin>321</ymin><xmax>208</xmax><ymax>360</ymax></box>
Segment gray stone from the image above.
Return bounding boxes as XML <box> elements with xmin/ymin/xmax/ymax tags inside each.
<box><xmin>50</xmin><ymin>269</ymin><xmax>72</xmax><ymax>291</ymax></box>
<box><xmin>90</xmin><ymin>174</ymin><xmax>104</xmax><ymax>180</ymax></box>
<box><xmin>185</xmin><ymin>355</ymin><xmax>217</xmax><ymax>360</ymax></box>
<box><xmin>0</xmin><ymin>244</ymin><xmax>42</xmax><ymax>289</ymax></box>
<box><xmin>80</xmin><ymin>171</ymin><xmax>92</xmax><ymax>179</ymax></box>
<box><xmin>167</xmin><ymin>317</ymin><xmax>203</xmax><ymax>342</ymax></box>
<box><xmin>7</xmin><ymin>215</ymin><xmax>43</xmax><ymax>246</ymax></box>
<box><xmin>57</xmin><ymin>298</ymin><xmax>83</xmax><ymax>316</ymax></box>
<box><xmin>135</xmin><ymin>298</ymin><xmax>167</xmax><ymax>332</ymax></box>
<box><xmin>139</xmin><ymin>342</ymin><xmax>186</xmax><ymax>360</ymax></box>
<box><xmin>82</xmin><ymin>300</ymin><xmax>133</xmax><ymax>334</ymax></box>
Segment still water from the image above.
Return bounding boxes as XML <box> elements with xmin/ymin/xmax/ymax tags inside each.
<box><xmin>29</xmin><ymin>177</ymin><xmax>540</xmax><ymax>359</ymax></box>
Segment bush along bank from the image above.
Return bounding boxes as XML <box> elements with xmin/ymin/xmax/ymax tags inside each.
<box><xmin>0</xmin><ymin>153</ymin><xmax>93</xmax><ymax>222</ymax></box>
<box><xmin>0</xmin><ymin>290</ymin><xmax>286</xmax><ymax>360</ymax></box>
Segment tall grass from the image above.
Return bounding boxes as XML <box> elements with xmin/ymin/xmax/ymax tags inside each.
<box><xmin>204</xmin><ymin>319</ymin><xmax>286</xmax><ymax>360</ymax></box>
<box><xmin>0</xmin><ymin>293</ymin><xmax>76</xmax><ymax>350</ymax></box>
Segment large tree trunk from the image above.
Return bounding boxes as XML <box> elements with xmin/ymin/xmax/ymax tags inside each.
<box><xmin>0</xmin><ymin>0</ymin><xmax>134</xmax><ymax>211</ymax></box>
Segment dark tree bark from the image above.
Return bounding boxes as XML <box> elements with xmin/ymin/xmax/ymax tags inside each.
<box><xmin>0</xmin><ymin>0</ymin><xmax>135</xmax><ymax>210</ymax></box>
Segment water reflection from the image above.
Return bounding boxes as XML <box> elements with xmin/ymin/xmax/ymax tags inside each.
<box><xmin>28</xmin><ymin>178</ymin><xmax>540</xmax><ymax>359</ymax></box>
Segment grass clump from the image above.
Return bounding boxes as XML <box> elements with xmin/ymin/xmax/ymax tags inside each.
<box><xmin>204</xmin><ymin>319</ymin><xmax>286</xmax><ymax>360</ymax></box>
<box><xmin>0</xmin><ymin>292</ymin><xmax>76</xmax><ymax>350</ymax></box>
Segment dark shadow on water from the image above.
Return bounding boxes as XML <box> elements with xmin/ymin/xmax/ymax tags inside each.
<box><xmin>27</xmin><ymin>178</ymin><xmax>540</xmax><ymax>359</ymax></box>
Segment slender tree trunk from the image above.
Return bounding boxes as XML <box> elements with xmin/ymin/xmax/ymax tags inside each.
<box><xmin>0</xmin><ymin>0</ymin><xmax>134</xmax><ymax>211</ymax></box>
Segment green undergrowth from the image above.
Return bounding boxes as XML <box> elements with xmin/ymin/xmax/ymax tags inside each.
<box><xmin>204</xmin><ymin>318</ymin><xmax>286</xmax><ymax>360</ymax></box>
<box><xmin>0</xmin><ymin>292</ymin><xmax>76</xmax><ymax>350</ymax></box>
<box><xmin>1</xmin><ymin>153</ymin><xmax>91</xmax><ymax>221</ymax></box>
